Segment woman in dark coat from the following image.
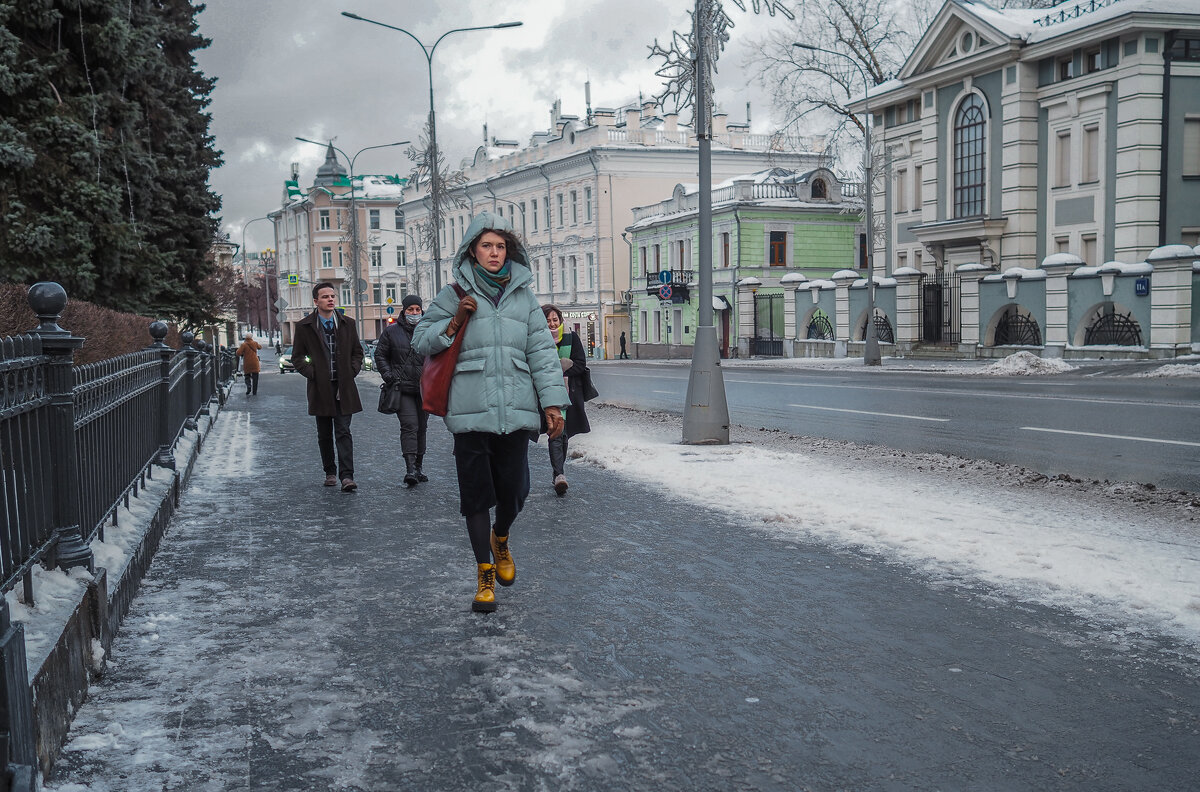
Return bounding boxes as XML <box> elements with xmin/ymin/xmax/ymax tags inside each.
<box><xmin>374</xmin><ymin>295</ymin><xmax>429</xmax><ymax>487</ymax></box>
<box><xmin>542</xmin><ymin>304</ymin><xmax>591</xmax><ymax>496</ymax></box>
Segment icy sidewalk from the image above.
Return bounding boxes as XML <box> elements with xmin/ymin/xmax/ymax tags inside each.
<box><xmin>44</xmin><ymin>382</ymin><xmax>1200</xmax><ymax>791</ymax></box>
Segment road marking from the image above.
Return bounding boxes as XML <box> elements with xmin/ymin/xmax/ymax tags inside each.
<box><xmin>1021</xmin><ymin>426</ymin><xmax>1200</xmax><ymax>448</ymax></box>
<box><xmin>788</xmin><ymin>404</ymin><xmax>950</xmax><ymax>422</ymax></box>
<box><xmin>651</xmin><ymin>390</ymin><xmax>675</xmax><ymax>394</ymax></box>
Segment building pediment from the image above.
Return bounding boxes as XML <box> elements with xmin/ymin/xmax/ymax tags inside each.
<box><xmin>901</xmin><ymin>1</ymin><xmax>1020</xmax><ymax>81</ymax></box>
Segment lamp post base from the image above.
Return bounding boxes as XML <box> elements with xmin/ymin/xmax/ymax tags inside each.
<box><xmin>682</xmin><ymin>326</ymin><xmax>730</xmax><ymax>445</ymax></box>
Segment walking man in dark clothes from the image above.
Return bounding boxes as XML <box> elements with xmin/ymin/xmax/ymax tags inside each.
<box><xmin>291</xmin><ymin>282</ymin><xmax>364</xmax><ymax>491</ymax></box>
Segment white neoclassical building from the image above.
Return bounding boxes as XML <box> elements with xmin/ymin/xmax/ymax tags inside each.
<box><xmin>852</xmin><ymin>0</ymin><xmax>1200</xmax><ymax>352</ymax></box>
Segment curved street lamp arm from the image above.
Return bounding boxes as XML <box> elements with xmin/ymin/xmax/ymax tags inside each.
<box><xmin>342</xmin><ymin>12</ymin><xmax>431</xmax><ymax>60</ymax></box>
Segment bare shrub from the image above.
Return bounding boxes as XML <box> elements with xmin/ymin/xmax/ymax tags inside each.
<box><xmin>1</xmin><ymin>283</ymin><xmax>185</xmax><ymax>364</ymax></box>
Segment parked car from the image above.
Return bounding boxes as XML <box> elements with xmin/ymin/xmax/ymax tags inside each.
<box><xmin>362</xmin><ymin>342</ymin><xmax>375</xmax><ymax>371</ymax></box>
<box><xmin>278</xmin><ymin>345</ymin><xmax>294</xmax><ymax>373</ymax></box>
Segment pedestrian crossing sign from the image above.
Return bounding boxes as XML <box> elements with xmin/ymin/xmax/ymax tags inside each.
<box><xmin>288</xmin><ymin>274</ymin><xmax>299</xmax><ymax>286</ymax></box>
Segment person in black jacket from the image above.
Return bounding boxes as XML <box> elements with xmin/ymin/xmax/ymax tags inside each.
<box><xmin>541</xmin><ymin>304</ymin><xmax>591</xmax><ymax>495</ymax></box>
<box><xmin>375</xmin><ymin>295</ymin><xmax>429</xmax><ymax>487</ymax></box>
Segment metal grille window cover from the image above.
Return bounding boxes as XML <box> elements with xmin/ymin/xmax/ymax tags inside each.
<box><xmin>807</xmin><ymin>310</ymin><xmax>834</xmax><ymax>340</ymax></box>
<box><xmin>752</xmin><ymin>293</ymin><xmax>784</xmax><ymax>356</ymax></box>
<box><xmin>869</xmin><ymin>312</ymin><xmax>895</xmax><ymax>344</ymax></box>
<box><xmin>993</xmin><ymin>307</ymin><xmax>1042</xmax><ymax>346</ymax></box>
<box><xmin>953</xmin><ymin>94</ymin><xmax>986</xmax><ymax>218</ymax></box>
<box><xmin>1083</xmin><ymin>305</ymin><xmax>1143</xmax><ymax>346</ymax></box>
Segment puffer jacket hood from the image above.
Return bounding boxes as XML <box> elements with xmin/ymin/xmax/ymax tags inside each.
<box><xmin>451</xmin><ymin>211</ymin><xmax>530</xmax><ymax>293</ymax></box>
<box><xmin>412</xmin><ymin>211</ymin><xmax>567</xmax><ymax>435</ymax></box>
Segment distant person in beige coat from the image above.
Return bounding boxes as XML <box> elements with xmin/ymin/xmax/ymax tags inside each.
<box><xmin>236</xmin><ymin>333</ymin><xmax>263</xmax><ymax>396</ymax></box>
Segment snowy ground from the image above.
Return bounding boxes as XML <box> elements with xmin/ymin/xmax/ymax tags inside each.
<box><xmin>572</xmin><ymin>403</ymin><xmax>1200</xmax><ymax>657</ymax></box>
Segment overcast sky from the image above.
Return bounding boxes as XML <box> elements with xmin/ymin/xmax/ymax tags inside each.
<box><xmin>195</xmin><ymin>0</ymin><xmax>789</xmax><ymax>254</ymax></box>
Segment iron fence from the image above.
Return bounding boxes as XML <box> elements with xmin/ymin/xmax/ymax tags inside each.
<box><xmin>0</xmin><ymin>286</ymin><xmax>227</xmax><ymax>601</ymax></box>
<box><xmin>0</xmin><ymin>283</ymin><xmax>233</xmax><ymax>789</ymax></box>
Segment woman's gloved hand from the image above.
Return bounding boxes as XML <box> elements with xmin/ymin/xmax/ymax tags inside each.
<box><xmin>544</xmin><ymin>405</ymin><xmax>565</xmax><ymax>439</ymax></box>
<box><xmin>446</xmin><ymin>295</ymin><xmax>477</xmax><ymax>337</ymax></box>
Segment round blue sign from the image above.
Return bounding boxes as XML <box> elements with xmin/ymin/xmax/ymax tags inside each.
<box><xmin>658</xmin><ymin>270</ymin><xmax>672</xmax><ymax>284</ymax></box>
<box><xmin>386</xmin><ymin>305</ymin><xmax>395</xmax><ymax>314</ymax></box>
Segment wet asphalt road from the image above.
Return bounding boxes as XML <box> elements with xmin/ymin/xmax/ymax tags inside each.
<box><xmin>50</xmin><ymin>366</ymin><xmax>1200</xmax><ymax>791</ymax></box>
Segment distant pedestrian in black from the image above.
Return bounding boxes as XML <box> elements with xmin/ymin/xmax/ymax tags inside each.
<box><xmin>375</xmin><ymin>295</ymin><xmax>429</xmax><ymax>487</ymax></box>
<box><xmin>619</xmin><ymin>330</ymin><xmax>630</xmax><ymax>359</ymax></box>
<box><xmin>542</xmin><ymin>305</ymin><xmax>591</xmax><ymax>496</ymax></box>
<box><xmin>291</xmin><ymin>282</ymin><xmax>364</xmax><ymax>492</ymax></box>
<box><xmin>236</xmin><ymin>333</ymin><xmax>263</xmax><ymax>395</ymax></box>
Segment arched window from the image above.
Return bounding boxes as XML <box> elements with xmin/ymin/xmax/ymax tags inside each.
<box><xmin>811</xmin><ymin>179</ymin><xmax>827</xmax><ymax>200</ymax></box>
<box><xmin>953</xmin><ymin>94</ymin><xmax>987</xmax><ymax>217</ymax></box>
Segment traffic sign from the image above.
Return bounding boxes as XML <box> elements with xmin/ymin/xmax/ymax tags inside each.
<box><xmin>386</xmin><ymin>297</ymin><xmax>394</xmax><ymax>304</ymax></box>
<box><xmin>659</xmin><ymin>300</ymin><xmax>673</xmax><ymax>309</ymax></box>
<box><xmin>276</xmin><ymin>311</ymin><xmax>286</xmax><ymax>323</ymax></box>
<box><xmin>658</xmin><ymin>270</ymin><xmax>672</xmax><ymax>284</ymax></box>
<box><xmin>274</xmin><ymin>297</ymin><xmax>288</xmax><ymax>310</ymax></box>
<box><xmin>658</xmin><ymin>284</ymin><xmax>673</xmax><ymax>300</ymax></box>
<box><xmin>386</xmin><ymin>306</ymin><xmax>395</xmax><ymax>315</ymax></box>
<box><xmin>288</xmin><ymin>274</ymin><xmax>299</xmax><ymax>286</ymax></box>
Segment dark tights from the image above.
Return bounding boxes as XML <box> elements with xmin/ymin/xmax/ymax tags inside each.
<box><xmin>455</xmin><ymin>431</ymin><xmax>530</xmax><ymax>564</ymax></box>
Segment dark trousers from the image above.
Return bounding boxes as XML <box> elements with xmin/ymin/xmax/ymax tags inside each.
<box><xmin>548</xmin><ymin>434</ymin><xmax>569</xmax><ymax>478</ymax></box>
<box><xmin>619</xmin><ymin>345</ymin><xmax>629</xmax><ymax>359</ymax></box>
<box><xmin>316</xmin><ymin>400</ymin><xmax>353</xmax><ymax>480</ymax></box>
<box><xmin>397</xmin><ymin>393</ymin><xmax>428</xmax><ymax>457</ymax></box>
<box><xmin>454</xmin><ymin>431</ymin><xmax>531</xmax><ymax>562</ymax></box>
<box><xmin>245</xmin><ymin>372</ymin><xmax>259</xmax><ymax>394</ymax></box>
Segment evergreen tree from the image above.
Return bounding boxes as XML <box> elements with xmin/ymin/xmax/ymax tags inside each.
<box><xmin>0</xmin><ymin>0</ymin><xmax>223</xmax><ymax>325</ymax></box>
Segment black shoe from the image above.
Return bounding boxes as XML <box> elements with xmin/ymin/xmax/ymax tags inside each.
<box><xmin>415</xmin><ymin>468</ymin><xmax>428</xmax><ymax>483</ymax></box>
<box><xmin>341</xmin><ymin>478</ymin><xmax>357</xmax><ymax>492</ymax></box>
<box><xmin>403</xmin><ymin>472</ymin><xmax>418</xmax><ymax>487</ymax></box>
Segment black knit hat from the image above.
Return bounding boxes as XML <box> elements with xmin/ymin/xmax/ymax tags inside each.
<box><xmin>402</xmin><ymin>294</ymin><xmax>423</xmax><ymax>310</ymax></box>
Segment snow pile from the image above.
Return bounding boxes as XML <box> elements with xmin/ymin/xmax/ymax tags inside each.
<box><xmin>1131</xmin><ymin>363</ymin><xmax>1200</xmax><ymax>378</ymax></box>
<box><xmin>573</xmin><ymin>406</ymin><xmax>1200</xmax><ymax>653</ymax></box>
<box><xmin>4</xmin><ymin>564</ymin><xmax>94</xmax><ymax>682</ymax></box>
<box><xmin>979</xmin><ymin>350</ymin><xmax>1076</xmax><ymax>376</ymax></box>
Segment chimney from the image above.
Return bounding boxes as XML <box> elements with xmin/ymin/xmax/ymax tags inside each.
<box><xmin>663</xmin><ymin>112</ymin><xmax>678</xmax><ymax>134</ymax></box>
<box><xmin>625</xmin><ymin>107</ymin><xmax>640</xmax><ymax>129</ymax></box>
<box><xmin>712</xmin><ymin>112</ymin><xmax>728</xmax><ymax>136</ymax></box>
<box><xmin>641</xmin><ymin>99</ymin><xmax>657</xmax><ymax>119</ymax></box>
<box><xmin>593</xmin><ymin>108</ymin><xmax>615</xmax><ymax>127</ymax></box>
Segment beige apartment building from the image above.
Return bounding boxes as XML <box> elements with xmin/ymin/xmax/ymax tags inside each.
<box><xmin>271</xmin><ymin>146</ymin><xmax>409</xmax><ymax>343</ymax></box>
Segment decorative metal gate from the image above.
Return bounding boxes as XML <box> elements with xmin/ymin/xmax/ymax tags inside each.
<box><xmin>1083</xmin><ymin>304</ymin><xmax>1143</xmax><ymax>346</ymax></box>
<box><xmin>922</xmin><ymin>269</ymin><xmax>961</xmax><ymax>343</ymax></box>
<box><xmin>751</xmin><ymin>293</ymin><xmax>784</xmax><ymax>356</ymax></box>
<box><xmin>871</xmin><ymin>312</ymin><xmax>895</xmax><ymax>344</ymax></box>
<box><xmin>994</xmin><ymin>307</ymin><xmax>1042</xmax><ymax>346</ymax></box>
<box><xmin>806</xmin><ymin>309</ymin><xmax>834</xmax><ymax>340</ymax></box>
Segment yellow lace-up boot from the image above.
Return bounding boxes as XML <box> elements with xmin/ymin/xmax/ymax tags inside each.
<box><xmin>490</xmin><ymin>532</ymin><xmax>516</xmax><ymax>587</ymax></box>
<box><xmin>472</xmin><ymin>563</ymin><xmax>497</xmax><ymax>612</ymax></box>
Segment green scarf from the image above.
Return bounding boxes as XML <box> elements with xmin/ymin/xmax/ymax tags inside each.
<box><xmin>472</xmin><ymin>261</ymin><xmax>511</xmax><ymax>305</ymax></box>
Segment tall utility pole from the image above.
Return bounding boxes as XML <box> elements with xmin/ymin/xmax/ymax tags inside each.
<box><xmin>682</xmin><ymin>0</ymin><xmax>731</xmax><ymax>445</ymax></box>
<box><xmin>295</xmin><ymin>138</ymin><xmax>408</xmax><ymax>331</ymax></box>
<box><xmin>341</xmin><ymin>12</ymin><xmax>522</xmax><ymax>298</ymax></box>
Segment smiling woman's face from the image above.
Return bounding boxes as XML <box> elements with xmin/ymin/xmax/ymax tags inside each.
<box><xmin>472</xmin><ymin>231</ymin><xmax>507</xmax><ymax>273</ymax></box>
<box><xmin>546</xmin><ymin>311</ymin><xmax>562</xmax><ymax>331</ymax></box>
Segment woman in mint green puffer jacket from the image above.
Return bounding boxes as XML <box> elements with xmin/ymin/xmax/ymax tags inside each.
<box><xmin>413</xmin><ymin>211</ymin><xmax>569</xmax><ymax>614</ymax></box>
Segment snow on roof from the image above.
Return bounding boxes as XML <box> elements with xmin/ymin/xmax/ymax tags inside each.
<box><xmin>1071</xmin><ymin>261</ymin><xmax>1155</xmax><ymax>276</ymax></box>
<box><xmin>959</xmin><ymin>0</ymin><xmax>1190</xmax><ymax>46</ymax></box>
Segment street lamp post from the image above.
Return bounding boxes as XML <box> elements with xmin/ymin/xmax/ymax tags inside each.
<box><xmin>295</xmin><ymin>138</ymin><xmax>408</xmax><ymax>332</ymax></box>
<box><xmin>240</xmin><ymin>216</ymin><xmax>272</xmax><ymax>332</ymax></box>
<box><xmin>341</xmin><ymin>11</ymin><xmax>522</xmax><ymax>298</ymax></box>
<box><xmin>794</xmin><ymin>42</ymin><xmax>882</xmax><ymax>366</ymax></box>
